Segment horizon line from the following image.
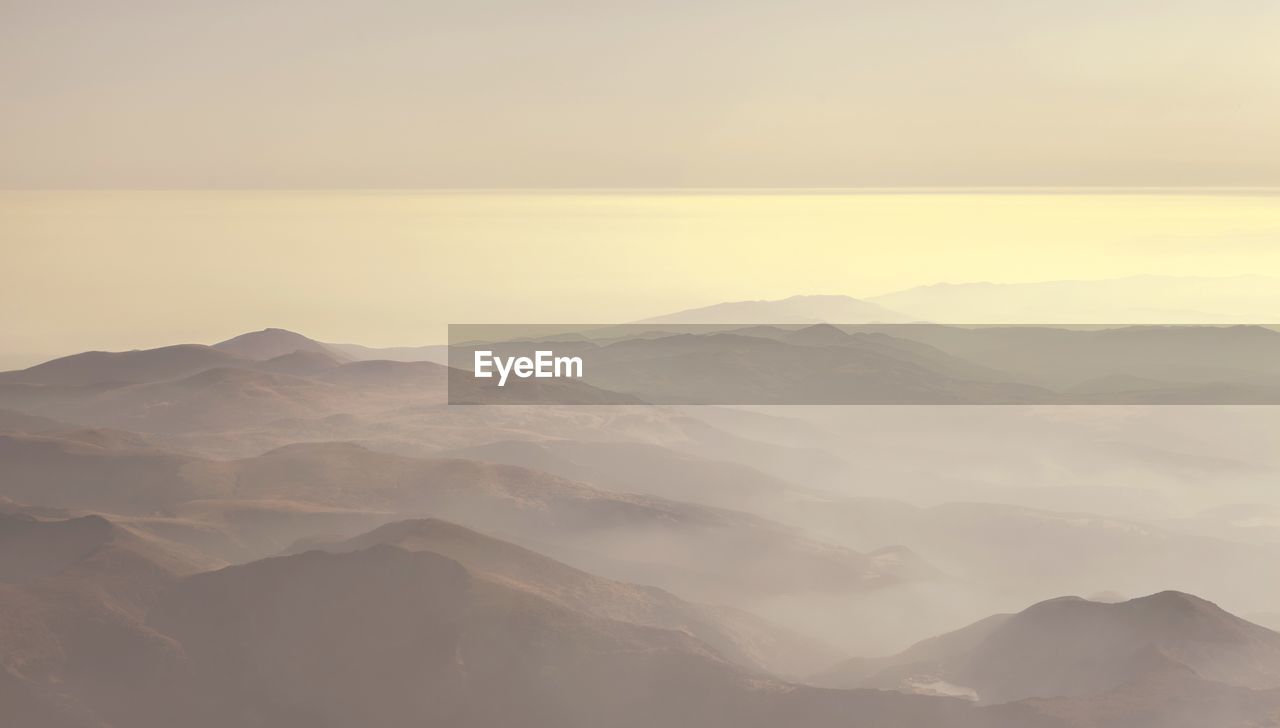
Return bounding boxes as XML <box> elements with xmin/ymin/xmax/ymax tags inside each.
<box><xmin>4</xmin><ymin>186</ymin><xmax>1280</xmax><ymax>196</ymax></box>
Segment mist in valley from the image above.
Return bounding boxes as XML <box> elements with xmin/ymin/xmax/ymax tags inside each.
<box><xmin>3</xmin><ymin>318</ymin><xmax>1280</xmax><ymax>726</ymax></box>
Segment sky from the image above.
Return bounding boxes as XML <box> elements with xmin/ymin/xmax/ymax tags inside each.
<box><xmin>2</xmin><ymin>0</ymin><xmax>1279</xmax><ymax>187</ymax></box>
<box><xmin>3</xmin><ymin>190</ymin><xmax>1280</xmax><ymax>363</ymax></box>
<box><xmin>3</xmin><ymin>2</ymin><xmax>1280</xmax><ymax>363</ymax></box>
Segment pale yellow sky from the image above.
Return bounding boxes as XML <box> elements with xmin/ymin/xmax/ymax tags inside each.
<box><xmin>2</xmin><ymin>1</ymin><xmax>1279</xmax><ymax>187</ymax></box>
<box><xmin>6</xmin><ymin>2</ymin><xmax>1280</xmax><ymax>366</ymax></box>
<box><xmin>3</xmin><ymin>190</ymin><xmax>1280</xmax><ymax>362</ymax></box>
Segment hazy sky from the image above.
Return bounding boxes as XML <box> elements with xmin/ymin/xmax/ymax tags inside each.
<box><xmin>4</xmin><ymin>190</ymin><xmax>1280</xmax><ymax>362</ymax></box>
<box><xmin>4</xmin><ymin>3</ymin><xmax>1280</xmax><ymax>363</ymax></box>
<box><xmin>2</xmin><ymin>0</ymin><xmax>1279</xmax><ymax>187</ymax></box>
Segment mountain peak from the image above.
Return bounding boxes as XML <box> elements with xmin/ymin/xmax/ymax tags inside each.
<box><xmin>1021</xmin><ymin>590</ymin><xmax>1226</xmax><ymax>620</ymax></box>
<box><xmin>1129</xmin><ymin>589</ymin><xmax>1215</xmax><ymax>608</ymax></box>
<box><xmin>785</xmin><ymin>322</ymin><xmax>852</xmax><ymax>345</ymax></box>
<box><xmin>213</xmin><ymin>328</ymin><xmax>347</xmax><ymax>361</ymax></box>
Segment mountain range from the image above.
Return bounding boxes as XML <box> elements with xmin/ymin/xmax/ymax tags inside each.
<box><xmin>645</xmin><ymin>277</ymin><xmax>1280</xmax><ymax>325</ymax></box>
<box><xmin>451</xmin><ymin>321</ymin><xmax>1280</xmax><ymax>404</ymax></box>
<box><xmin>0</xmin><ymin>429</ymin><xmax>933</xmax><ymax>652</ymax></box>
<box><xmin>4</xmin><ymin>319</ymin><xmax>1280</xmax><ymax>726</ymax></box>
<box><xmin>0</xmin><ymin>510</ymin><xmax>1054</xmax><ymax>728</ymax></box>
<box><xmin>7</xmin><ymin>508</ymin><xmax>1280</xmax><ymax>727</ymax></box>
<box><xmin>867</xmin><ymin>275</ymin><xmax>1280</xmax><ymax>324</ymax></box>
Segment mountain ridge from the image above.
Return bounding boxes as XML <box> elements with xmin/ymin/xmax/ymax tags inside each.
<box><xmin>637</xmin><ymin>294</ymin><xmax>913</xmax><ymax>324</ymax></box>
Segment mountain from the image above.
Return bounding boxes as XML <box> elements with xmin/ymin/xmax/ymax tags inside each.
<box><xmin>0</xmin><ymin>513</ymin><xmax>201</xmax><ymax>728</ymax></box>
<box><xmin>0</xmin><ymin>344</ymin><xmax>246</xmax><ymax>387</ymax></box>
<box><xmin>453</xmin><ymin>328</ymin><xmax>1048</xmax><ymax>405</ymax></box>
<box><xmin>288</xmin><ymin>517</ymin><xmax>839</xmax><ymax>677</ymax></box>
<box><xmin>212</xmin><ymin>328</ymin><xmax>348</xmax><ymax>361</ymax></box>
<box><xmin>0</xmin><ymin>511</ymin><xmax>1035</xmax><ymax>728</ymax></box>
<box><xmin>455</xmin><ymin>322</ymin><xmax>1280</xmax><ymax>404</ymax></box>
<box><xmin>863</xmin><ymin>323</ymin><xmax>1280</xmax><ymax>390</ymax></box>
<box><xmin>869</xmin><ymin>275</ymin><xmax>1280</xmax><ymax>324</ymax></box>
<box><xmin>0</xmin><ymin>329</ymin><xmax>347</xmax><ymax>392</ymax></box>
<box><xmin>0</xmin><ymin>432</ymin><xmax>216</xmax><ymax>512</ymax></box>
<box><xmin>814</xmin><ymin>591</ymin><xmax>1280</xmax><ymax>705</ymax></box>
<box><xmin>0</xmin><ymin>435</ymin><xmax>927</xmax><ymax>613</ymax></box>
<box><xmin>251</xmin><ymin>349</ymin><xmax>347</xmax><ymax>377</ymax></box>
<box><xmin>24</xmin><ymin>367</ymin><xmax>344</xmax><ymax>434</ymax></box>
<box><xmin>324</xmin><ymin>341</ymin><xmax>449</xmax><ymax>364</ymax></box>
<box><xmin>214</xmin><ymin>443</ymin><xmax>929</xmax><ymax>606</ymax></box>
<box><xmin>0</xmin><ymin>360</ymin><xmax>441</xmax><ymax>434</ymax></box>
<box><xmin>0</xmin><ymin>512</ymin><xmax>1044</xmax><ymax>728</ymax></box>
<box><xmin>638</xmin><ymin>294</ymin><xmax>912</xmax><ymax>324</ymax></box>
<box><xmin>120</xmin><ymin>498</ymin><xmax>393</xmax><ymax>565</ymax></box>
<box><xmin>734</xmin><ymin>323</ymin><xmax>1020</xmax><ymax>383</ymax></box>
<box><xmin>0</xmin><ymin>511</ymin><xmax>212</xmax><ymax>584</ymax></box>
<box><xmin>131</xmin><ymin>546</ymin><xmax>1053</xmax><ymax>728</ymax></box>
<box><xmin>0</xmin><ymin>351</ymin><xmax>636</xmax><ymax>435</ymax></box>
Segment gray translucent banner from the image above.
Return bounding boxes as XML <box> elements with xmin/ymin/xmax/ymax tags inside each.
<box><xmin>448</xmin><ymin>324</ymin><xmax>1280</xmax><ymax>405</ymax></box>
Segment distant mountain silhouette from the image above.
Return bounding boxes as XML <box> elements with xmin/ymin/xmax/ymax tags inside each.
<box><xmin>0</xmin><ymin>344</ymin><xmax>245</xmax><ymax>386</ymax></box>
<box><xmin>0</xmin><ymin>329</ymin><xmax>349</xmax><ymax>391</ymax></box>
<box><xmin>213</xmin><ymin>328</ymin><xmax>348</xmax><ymax>361</ymax></box>
<box><xmin>325</xmin><ymin>341</ymin><xmax>449</xmax><ymax>364</ymax></box>
<box><xmin>10</xmin><ymin>323</ymin><xmax>1280</xmax><ymax>413</ymax></box>
<box><xmin>868</xmin><ymin>275</ymin><xmax>1280</xmax><ymax>324</ymax></box>
<box><xmin>638</xmin><ymin>294</ymin><xmax>912</xmax><ymax>324</ymax></box>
